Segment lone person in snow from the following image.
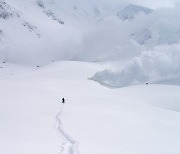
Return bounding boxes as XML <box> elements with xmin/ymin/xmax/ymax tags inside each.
<box><xmin>62</xmin><ymin>98</ymin><xmax>65</xmax><ymax>103</ymax></box>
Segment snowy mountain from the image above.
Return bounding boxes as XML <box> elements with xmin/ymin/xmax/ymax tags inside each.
<box><xmin>0</xmin><ymin>1</ymin><xmax>166</xmax><ymax>64</ymax></box>
<box><xmin>0</xmin><ymin>0</ymin><xmax>180</xmax><ymax>86</ymax></box>
<box><xmin>0</xmin><ymin>0</ymin><xmax>111</xmax><ymax>64</ymax></box>
<box><xmin>117</xmin><ymin>4</ymin><xmax>153</xmax><ymax>21</ymax></box>
<box><xmin>131</xmin><ymin>29</ymin><xmax>152</xmax><ymax>45</ymax></box>
<box><xmin>1</xmin><ymin>1</ymin><xmax>180</xmax><ymax>154</ymax></box>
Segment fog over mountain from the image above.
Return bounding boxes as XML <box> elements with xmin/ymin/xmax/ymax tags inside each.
<box><xmin>0</xmin><ymin>0</ymin><xmax>180</xmax><ymax>87</ymax></box>
<box><xmin>1</xmin><ymin>2</ymin><xmax>180</xmax><ymax>154</ymax></box>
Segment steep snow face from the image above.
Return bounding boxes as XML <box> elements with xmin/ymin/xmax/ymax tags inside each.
<box><xmin>117</xmin><ymin>4</ymin><xmax>152</xmax><ymax>21</ymax></box>
<box><xmin>0</xmin><ymin>0</ymin><xmax>79</xmax><ymax>64</ymax></box>
<box><xmin>1</xmin><ymin>0</ymin><xmax>118</xmax><ymax>65</ymax></box>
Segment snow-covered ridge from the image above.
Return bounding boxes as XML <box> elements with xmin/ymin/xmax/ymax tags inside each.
<box><xmin>117</xmin><ymin>4</ymin><xmax>153</xmax><ymax>21</ymax></box>
<box><xmin>37</xmin><ymin>0</ymin><xmax>64</xmax><ymax>24</ymax></box>
<box><xmin>0</xmin><ymin>0</ymin><xmax>42</xmax><ymax>38</ymax></box>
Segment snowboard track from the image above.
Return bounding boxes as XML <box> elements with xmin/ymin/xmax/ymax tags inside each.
<box><xmin>56</xmin><ymin>105</ymin><xmax>79</xmax><ymax>154</ymax></box>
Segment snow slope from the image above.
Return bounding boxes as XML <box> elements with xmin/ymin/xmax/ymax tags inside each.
<box><xmin>117</xmin><ymin>4</ymin><xmax>152</xmax><ymax>21</ymax></box>
<box><xmin>1</xmin><ymin>0</ymin><xmax>180</xmax><ymax>64</ymax></box>
<box><xmin>0</xmin><ymin>61</ymin><xmax>180</xmax><ymax>154</ymax></box>
<box><xmin>1</xmin><ymin>1</ymin><xmax>180</xmax><ymax>87</ymax></box>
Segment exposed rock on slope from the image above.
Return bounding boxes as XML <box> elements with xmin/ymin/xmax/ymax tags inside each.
<box><xmin>0</xmin><ymin>1</ymin><xmax>19</xmax><ymax>19</ymax></box>
<box><xmin>117</xmin><ymin>4</ymin><xmax>152</xmax><ymax>21</ymax></box>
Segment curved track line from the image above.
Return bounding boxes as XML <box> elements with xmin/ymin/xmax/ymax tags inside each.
<box><xmin>56</xmin><ymin>105</ymin><xmax>79</xmax><ymax>154</ymax></box>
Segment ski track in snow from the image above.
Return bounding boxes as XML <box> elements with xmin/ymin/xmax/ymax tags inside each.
<box><xmin>56</xmin><ymin>105</ymin><xmax>79</xmax><ymax>154</ymax></box>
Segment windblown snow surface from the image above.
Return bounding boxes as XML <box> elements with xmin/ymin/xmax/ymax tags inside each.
<box><xmin>0</xmin><ymin>61</ymin><xmax>180</xmax><ymax>154</ymax></box>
